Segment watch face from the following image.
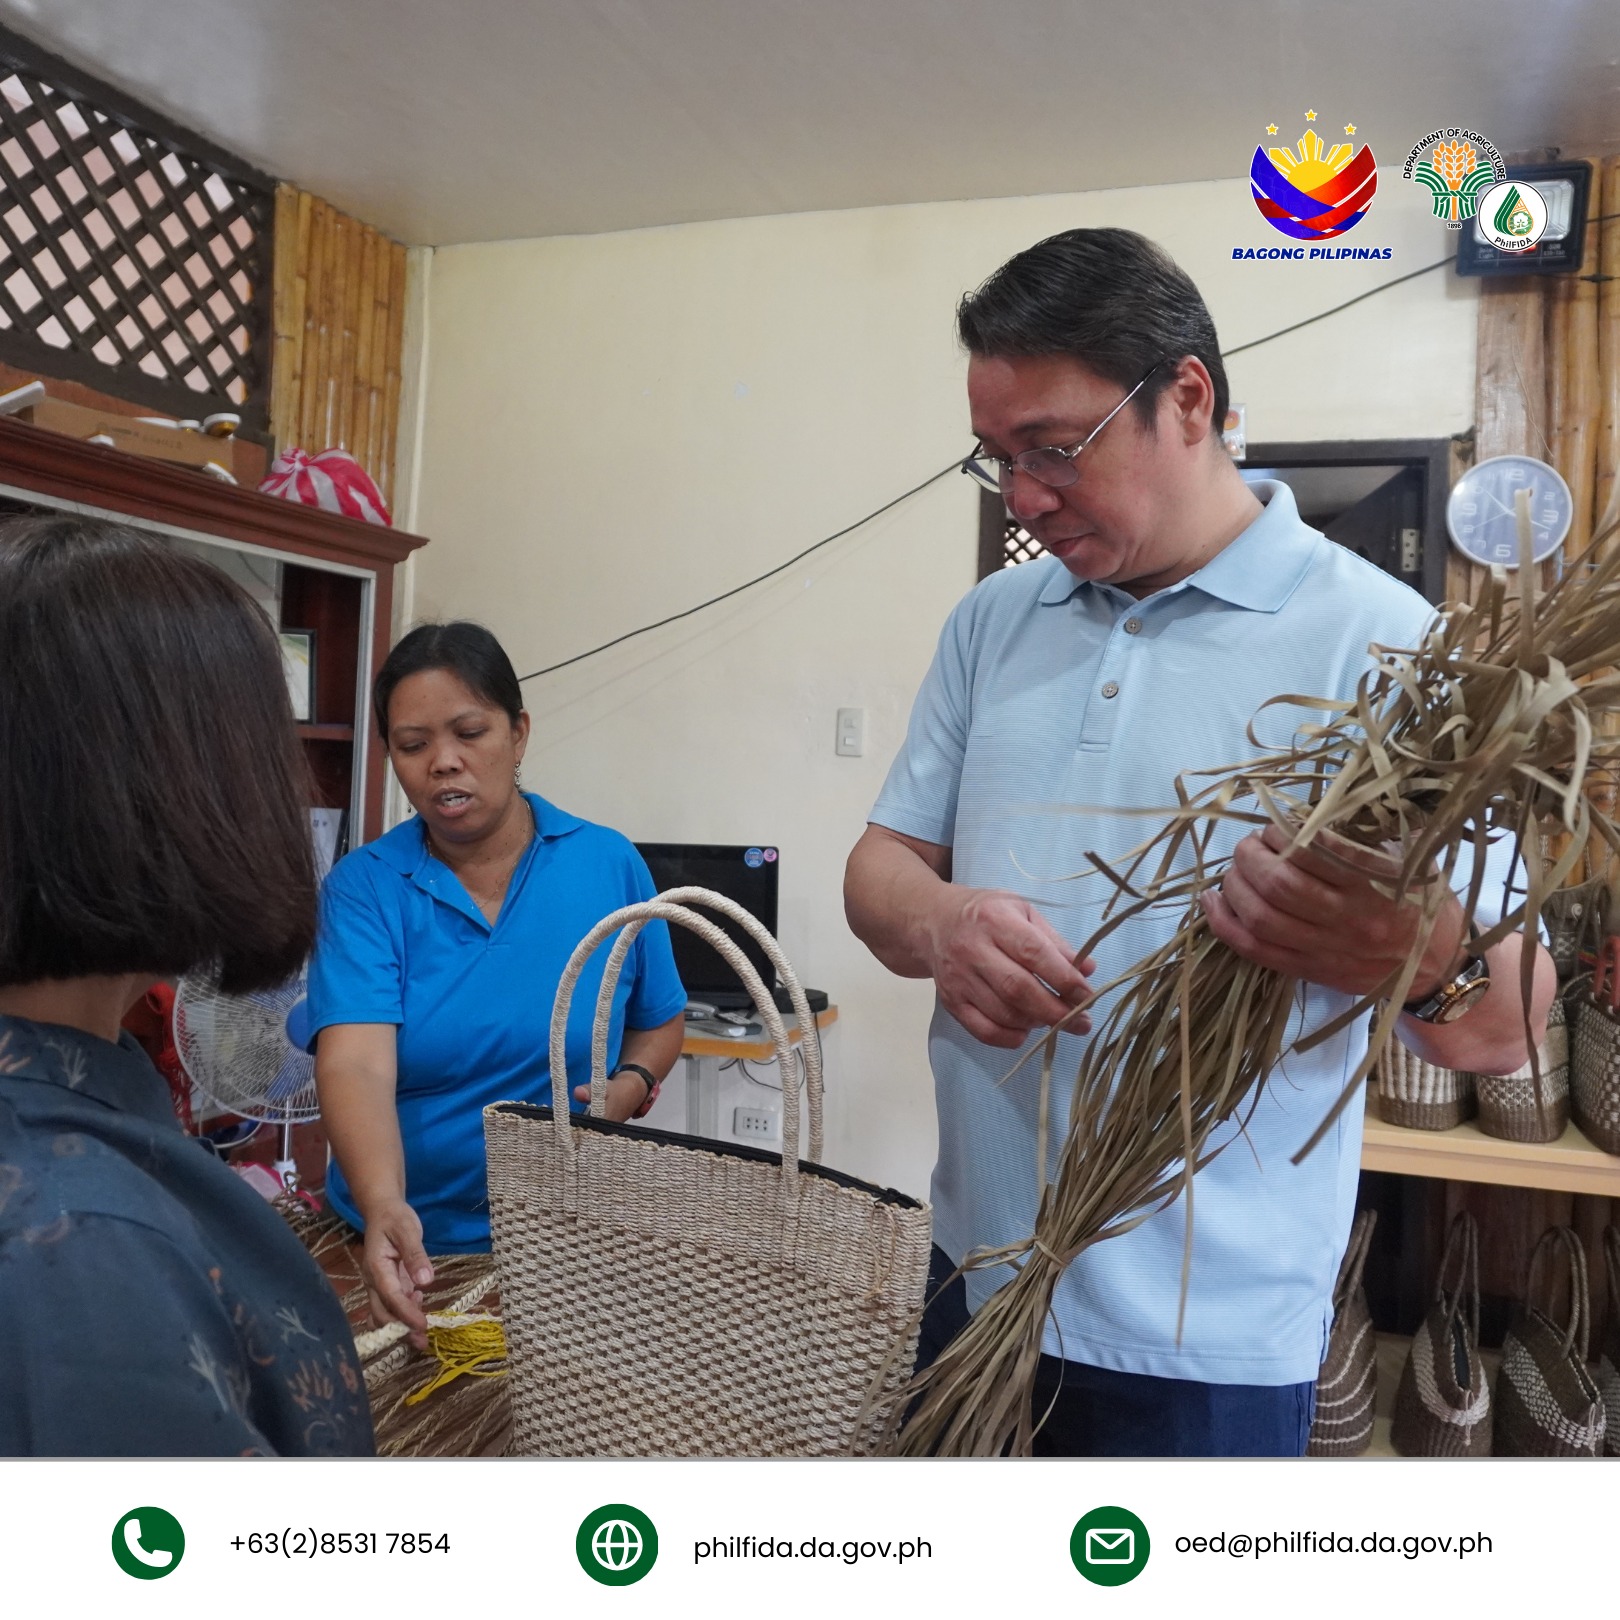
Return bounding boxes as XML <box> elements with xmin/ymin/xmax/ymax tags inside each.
<box><xmin>1432</xmin><ymin>978</ymin><xmax>1492</xmax><ymax>1024</ymax></box>
<box><xmin>1446</xmin><ymin>454</ymin><xmax>1572</xmax><ymax>567</ymax></box>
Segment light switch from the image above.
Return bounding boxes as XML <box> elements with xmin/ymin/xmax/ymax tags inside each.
<box><xmin>835</xmin><ymin>707</ymin><xmax>865</xmax><ymax>757</ymax></box>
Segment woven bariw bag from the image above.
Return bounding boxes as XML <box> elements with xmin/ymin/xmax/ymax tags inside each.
<box><xmin>1571</xmin><ymin>934</ymin><xmax>1620</xmax><ymax>1155</ymax></box>
<box><xmin>1494</xmin><ymin>1226</ymin><xmax>1606</xmax><ymax>1456</ymax></box>
<box><xmin>1469</xmin><ymin>998</ymin><xmax>1569</xmax><ymax>1144</ymax></box>
<box><xmin>1376</xmin><ymin>1039</ymin><xmax>1472</xmax><ymax>1130</ymax></box>
<box><xmin>1390</xmin><ymin>1210</ymin><xmax>1491</xmax><ymax>1456</ymax></box>
<box><xmin>1599</xmin><ymin>1227</ymin><xmax>1620</xmax><ymax>1458</ymax></box>
<box><xmin>1306</xmin><ymin>1209</ymin><xmax>1377</xmax><ymax>1456</ymax></box>
<box><xmin>484</xmin><ymin>888</ymin><xmax>932</xmax><ymax>1457</ymax></box>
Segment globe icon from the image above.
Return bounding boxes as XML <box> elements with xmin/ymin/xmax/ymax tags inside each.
<box><xmin>591</xmin><ymin>1519</ymin><xmax>643</xmax><ymax>1572</ymax></box>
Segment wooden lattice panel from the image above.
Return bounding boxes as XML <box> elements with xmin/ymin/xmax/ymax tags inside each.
<box><xmin>0</xmin><ymin>44</ymin><xmax>273</xmax><ymax>429</ymax></box>
<box><xmin>1002</xmin><ymin>519</ymin><xmax>1047</xmax><ymax>567</ymax></box>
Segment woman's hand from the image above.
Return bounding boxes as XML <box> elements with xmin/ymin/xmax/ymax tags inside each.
<box><xmin>572</xmin><ymin>1071</ymin><xmax>654</xmax><ymax>1123</ymax></box>
<box><xmin>358</xmin><ymin>1199</ymin><xmax>435</xmax><ymax>1351</ymax></box>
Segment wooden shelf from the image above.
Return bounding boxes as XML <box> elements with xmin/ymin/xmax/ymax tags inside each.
<box><xmin>296</xmin><ymin>722</ymin><xmax>355</xmax><ymax>741</ymax></box>
<box><xmin>1360</xmin><ymin>1086</ymin><xmax>1620</xmax><ymax>1196</ymax></box>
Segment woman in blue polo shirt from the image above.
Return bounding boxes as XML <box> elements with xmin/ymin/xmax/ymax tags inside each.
<box><xmin>309</xmin><ymin>622</ymin><xmax>686</xmax><ymax>1346</ymax></box>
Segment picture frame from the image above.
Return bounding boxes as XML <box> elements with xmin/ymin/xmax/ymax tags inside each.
<box><xmin>279</xmin><ymin>629</ymin><xmax>316</xmax><ymax>722</ymax></box>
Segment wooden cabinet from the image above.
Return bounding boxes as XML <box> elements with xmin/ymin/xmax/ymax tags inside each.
<box><xmin>0</xmin><ymin>413</ymin><xmax>426</xmax><ymax>842</ymax></box>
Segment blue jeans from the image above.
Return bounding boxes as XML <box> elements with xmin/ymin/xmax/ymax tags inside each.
<box><xmin>915</xmin><ymin>1245</ymin><xmax>1315</xmax><ymax>1457</ymax></box>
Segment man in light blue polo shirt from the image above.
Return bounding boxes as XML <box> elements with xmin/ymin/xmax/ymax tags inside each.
<box><xmin>845</xmin><ymin>228</ymin><xmax>1554</xmax><ymax>1456</ymax></box>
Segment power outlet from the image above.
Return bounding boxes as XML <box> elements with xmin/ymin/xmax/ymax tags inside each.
<box><xmin>732</xmin><ymin>1104</ymin><xmax>780</xmax><ymax>1142</ymax></box>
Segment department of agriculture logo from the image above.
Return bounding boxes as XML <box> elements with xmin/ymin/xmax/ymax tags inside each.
<box><xmin>1250</xmin><ymin>110</ymin><xmax>1377</xmax><ymax>239</ymax></box>
<box><xmin>1477</xmin><ymin>180</ymin><xmax>1548</xmax><ymax>251</ymax></box>
<box><xmin>576</xmin><ymin>1503</ymin><xmax>658</xmax><ymax>1586</ymax></box>
<box><xmin>110</xmin><ymin>1507</ymin><xmax>186</xmax><ymax>1580</ymax></box>
<box><xmin>1403</xmin><ymin>128</ymin><xmax>1505</xmax><ymax>228</ymax></box>
<box><xmin>1070</xmin><ymin>1505</ymin><xmax>1150</xmax><ymax>1587</ymax></box>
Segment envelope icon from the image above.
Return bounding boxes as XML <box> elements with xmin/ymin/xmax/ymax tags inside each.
<box><xmin>1084</xmin><ymin>1527</ymin><xmax>1135</xmax><ymax>1565</ymax></box>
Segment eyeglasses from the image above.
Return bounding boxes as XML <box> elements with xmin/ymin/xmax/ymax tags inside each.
<box><xmin>960</xmin><ymin>359</ymin><xmax>1169</xmax><ymax>496</ymax></box>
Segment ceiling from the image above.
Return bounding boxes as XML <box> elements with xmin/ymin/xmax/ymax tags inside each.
<box><xmin>2</xmin><ymin>0</ymin><xmax>1617</xmax><ymax>245</ymax></box>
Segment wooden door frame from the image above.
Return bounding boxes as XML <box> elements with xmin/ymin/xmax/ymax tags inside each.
<box><xmin>1243</xmin><ymin>438</ymin><xmax>1454</xmax><ymax>605</ymax></box>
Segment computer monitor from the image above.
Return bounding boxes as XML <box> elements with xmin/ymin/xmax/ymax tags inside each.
<box><xmin>634</xmin><ymin>842</ymin><xmax>779</xmax><ymax>1010</ymax></box>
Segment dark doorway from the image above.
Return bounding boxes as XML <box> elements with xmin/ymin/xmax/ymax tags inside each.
<box><xmin>1243</xmin><ymin>440</ymin><xmax>1451</xmax><ymax>605</ymax></box>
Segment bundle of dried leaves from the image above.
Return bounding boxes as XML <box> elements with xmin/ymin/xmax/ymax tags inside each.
<box><xmin>889</xmin><ymin>498</ymin><xmax>1620</xmax><ymax>1458</ymax></box>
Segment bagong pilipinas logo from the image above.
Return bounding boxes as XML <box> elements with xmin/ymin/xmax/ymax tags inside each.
<box><xmin>1250</xmin><ymin>110</ymin><xmax>1377</xmax><ymax>239</ymax></box>
<box><xmin>1402</xmin><ymin>128</ymin><xmax>1505</xmax><ymax>228</ymax></box>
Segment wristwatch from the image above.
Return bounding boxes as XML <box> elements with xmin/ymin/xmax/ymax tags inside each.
<box><xmin>612</xmin><ymin>1062</ymin><xmax>659</xmax><ymax>1115</ymax></box>
<box><xmin>1402</xmin><ymin>945</ymin><xmax>1491</xmax><ymax>1024</ymax></box>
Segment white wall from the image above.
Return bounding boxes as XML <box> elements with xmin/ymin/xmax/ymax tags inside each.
<box><xmin>408</xmin><ymin>173</ymin><xmax>1478</xmax><ymax>1199</ymax></box>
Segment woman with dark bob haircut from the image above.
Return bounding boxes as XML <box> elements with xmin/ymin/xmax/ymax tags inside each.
<box><xmin>308</xmin><ymin>621</ymin><xmax>685</xmax><ymax>1346</ymax></box>
<box><xmin>0</xmin><ymin>514</ymin><xmax>373</xmax><ymax>1457</ymax></box>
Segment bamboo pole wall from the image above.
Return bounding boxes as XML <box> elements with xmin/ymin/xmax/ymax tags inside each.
<box><xmin>1598</xmin><ymin>156</ymin><xmax>1620</xmax><ymax>539</ymax></box>
<box><xmin>269</xmin><ymin>185</ymin><xmax>408</xmax><ymax>508</ymax></box>
<box><xmin>1446</xmin><ymin>276</ymin><xmax>1547</xmax><ymax>604</ymax></box>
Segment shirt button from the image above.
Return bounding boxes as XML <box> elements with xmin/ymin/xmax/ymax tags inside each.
<box><xmin>1124</xmin><ymin>617</ymin><xmax>1143</xmax><ymax>634</ymax></box>
<box><xmin>1101</xmin><ymin>681</ymin><xmax>1120</xmax><ymax>699</ymax></box>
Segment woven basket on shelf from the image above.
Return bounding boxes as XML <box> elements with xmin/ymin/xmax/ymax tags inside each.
<box><xmin>485</xmin><ymin>887</ymin><xmax>932</xmax><ymax>1458</ymax></box>
<box><xmin>1376</xmin><ymin>1040</ymin><xmax>1472</xmax><ymax>1130</ymax></box>
<box><xmin>1306</xmin><ymin>1209</ymin><xmax>1377</xmax><ymax>1457</ymax></box>
<box><xmin>1390</xmin><ymin>1210</ymin><xmax>1491</xmax><ymax>1457</ymax></box>
<box><xmin>1542</xmin><ymin>880</ymin><xmax>1608</xmax><ymax>984</ymax></box>
<box><xmin>1494</xmin><ymin>1226</ymin><xmax>1606</xmax><ymax>1457</ymax></box>
<box><xmin>1600</xmin><ymin>1227</ymin><xmax>1620</xmax><ymax>1459</ymax></box>
<box><xmin>1572</xmin><ymin>989</ymin><xmax>1620</xmax><ymax>1155</ymax></box>
<box><xmin>1468</xmin><ymin>998</ymin><xmax>1569</xmax><ymax>1144</ymax></box>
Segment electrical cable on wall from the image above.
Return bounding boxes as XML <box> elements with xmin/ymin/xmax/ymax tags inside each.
<box><xmin>517</xmin><ymin>251</ymin><xmax>1474</xmax><ymax>685</ymax></box>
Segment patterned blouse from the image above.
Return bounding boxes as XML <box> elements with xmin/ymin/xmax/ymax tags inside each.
<box><xmin>0</xmin><ymin>1013</ymin><xmax>374</xmax><ymax>1456</ymax></box>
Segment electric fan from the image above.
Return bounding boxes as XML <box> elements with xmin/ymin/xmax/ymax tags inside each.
<box><xmin>172</xmin><ymin>967</ymin><xmax>320</xmax><ymax>1191</ymax></box>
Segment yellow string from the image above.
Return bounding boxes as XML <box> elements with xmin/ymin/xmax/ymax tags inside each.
<box><xmin>403</xmin><ymin>1315</ymin><xmax>507</xmax><ymax>1407</ymax></box>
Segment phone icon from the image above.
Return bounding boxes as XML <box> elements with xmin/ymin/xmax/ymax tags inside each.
<box><xmin>126</xmin><ymin>1520</ymin><xmax>172</xmax><ymax>1568</ymax></box>
<box><xmin>111</xmin><ymin>1507</ymin><xmax>185</xmax><ymax>1580</ymax></box>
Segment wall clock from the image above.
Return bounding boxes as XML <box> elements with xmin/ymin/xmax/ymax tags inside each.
<box><xmin>1446</xmin><ymin>454</ymin><xmax>1572</xmax><ymax>567</ymax></box>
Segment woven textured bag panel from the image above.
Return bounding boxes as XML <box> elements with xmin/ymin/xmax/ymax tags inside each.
<box><xmin>1600</xmin><ymin>1356</ymin><xmax>1620</xmax><ymax>1458</ymax></box>
<box><xmin>1493</xmin><ymin>1228</ymin><xmax>1605</xmax><ymax>1457</ymax></box>
<box><xmin>1376</xmin><ymin>1041</ymin><xmax>1473</xmax><ymax>1131</ymax></box>
<box><xmin>1602</xmin><ymin>1229</ymin><xmax>1620</xmax><ymax>1458</ymax></box>
<box><xmin>1306</xmin><ymin>1210</ymin><xmax>1376</xmax><ymax>1457</ymax></box>
<box><xmin>1495</xmin><ymin>1317</ymin><xmax>1605</xmax><ymax>1456</ymax></box>
<box><xmin>486</xmin><ymin>1108</ymin><xmax>931</xmax><ymax>1457</ymax></box>
<box><xmin>1541</xmin><ymin>880</ymin><xmax>1608</xmax><ymax>981</ymax></box>
<box><xmin>1469</xmin><ymin>1002</ymin><xmax>1569</xmax><ymax>1144</ymax></box>
<box><xmin>1571</xmin><ymin>995</ymin><xmax>1620</xmax><ymax>1154</ymax></box>
<box><xmin>1390</xmin><ymin>1212</ymin><xmax>1491</xmax><ymax>1457</ymax></box>
<box><xmin>1391</xmin><ymin>1318</ymin><xmax>1492</xmax><ymax>1456</ymax></box>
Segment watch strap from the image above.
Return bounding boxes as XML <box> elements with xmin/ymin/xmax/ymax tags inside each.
<box><xmin>612</xmin><ymin>1062</ymin><xmax>659</xmax><ymax>1114</ymax></box>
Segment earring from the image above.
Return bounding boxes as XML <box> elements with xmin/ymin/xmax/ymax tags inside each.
<box><xmin>514</xmin><ymin>763</ymin><xmax>524</xmax><ymax>789</ymax></box>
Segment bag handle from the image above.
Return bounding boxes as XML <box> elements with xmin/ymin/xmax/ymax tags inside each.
<box><xmin>648</xmin><ymin>885</ymin><xmax>823</xmax><ymax>1161</ymax></box>
<box><xmin>1332</xmin><ymin>1209</ymin><xmax>1377</xmax><ymax>1312</ymax></box>
<box><xmin>1604</xmin><ymin>1226</ymin><xmax>1620</xmax><ymax>1323</ymax></box>
<box><xmin>547</xmin><ymin>898</ymin><xmax>810</xmax><ymax>1188</ymax></box>
<box><xmin>1525</xmin><ymin>1226</ymin><xmax>1590</xmax><ymax>1363</ymax></box>
<box><xmin>1434</xmin><ymin>1209</ymin><xmax>1480</xmax><ymax>1348</ymax></box>
<box><xmin>581</xmin><ymin>886</ymin><xmax>823</xmax><ymax>1164</ymax></box>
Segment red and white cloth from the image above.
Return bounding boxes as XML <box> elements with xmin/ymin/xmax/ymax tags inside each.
<box><xmin>259</xmin><ymin>447</ymin><xmax>391</xmax><ymax>526</ymax></box>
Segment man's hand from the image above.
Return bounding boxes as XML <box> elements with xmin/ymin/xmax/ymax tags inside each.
<box><xmin>923</xmin><ymin>886</ymin><xmax>1096</xmax><ymax>1049</ymax></box>
<box><xmin>358</xmin><ymin>1199</ymin><xmax>434</xmax><ymax>1351</ymax></box>
<box><xmin>1200</xmin><ymin>824</ymin><xmax>1466</xmax><ymax>998</ymax></box>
